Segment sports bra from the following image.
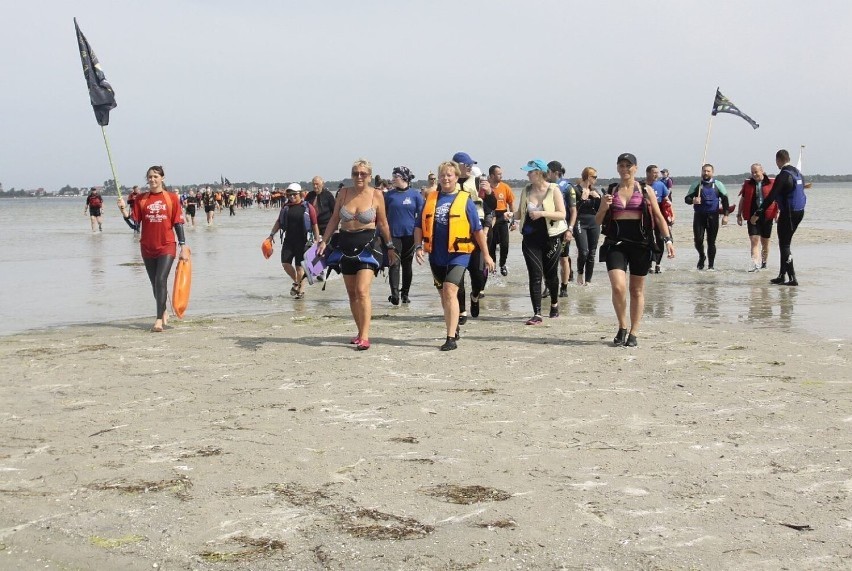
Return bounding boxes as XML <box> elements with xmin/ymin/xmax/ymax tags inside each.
<box><xmin>339</xmin><ymin>190</ymin><xmax>376</xmax><ymax>224</ymax></box>
<box><xmin>611</xmin><ymin>183</ymin><xmax>644</xmax><ymax>214</ymax></box>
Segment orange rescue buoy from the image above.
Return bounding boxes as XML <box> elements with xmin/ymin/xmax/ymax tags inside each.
<box><xmin>261</xmin><ymin>237</ymin><xmax>274</xmax><ymax>259</ymax></box>
<box><xmin>172</xmin><ymin>247</ymin><xmax>192</xmax><ymax>319</ymax></box>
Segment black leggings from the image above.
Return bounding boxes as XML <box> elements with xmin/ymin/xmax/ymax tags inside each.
<box><xmin>777</xmin><ymin>209</ymin><xmax>804</xmax><ymax>278</ymax></box>
<box><xmin>522</xmin><ymin>235</ymin><xmax>562</xmax><ymax>314</ymax></box>
<box><xmin>144</xmin><ymin>255</ymin><xmax>175</xmax><ymax>319</ymax></box>
<box><xmin>488</xmin><ymin>220</ymin><xmax>510</xmax><ymax>267</ymax></box>
<box><xmin>457</xmin><ymin>248</ymin><xmax>488</xmax><ymax>313</ymax></box>
<box><xmin>573</xmin><ymin>216</ymin><xmax>600</xmax><ymax>282</ymax></box>
<box><xmin>389</xmin><ymin>235</ymin><xmax>415</xmax><ymax>297</ymax></box>
<box><xmin>692</xmin><ymin>212</ymin><xmax>720</xmax><ymax>266</ymax></box>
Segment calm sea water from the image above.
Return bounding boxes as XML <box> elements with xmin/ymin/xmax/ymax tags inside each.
<box><xmin>1</xmin><ymin>184</ymin><xmax>850</xmax><ymax>339</ymax></box>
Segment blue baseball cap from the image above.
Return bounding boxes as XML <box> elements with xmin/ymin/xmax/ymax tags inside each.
<box><xmin>521</xmin><ymin>159</ymin><xmax>549</xmax><ymax>172</ymax></box>
<box><xmin>452</xmin><ymin>152</ymin><xmax>477</xmax><ymax>166</ymax></box>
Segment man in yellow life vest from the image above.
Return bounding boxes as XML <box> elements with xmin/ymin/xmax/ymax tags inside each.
<box><xmin>415</xmin><ymin>160</ymin><xmax>495</xmax><ymax>351</ymax></box>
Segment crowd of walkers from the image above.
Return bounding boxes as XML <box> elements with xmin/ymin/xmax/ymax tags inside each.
<box><xmin>112</xmin><ymin>149</ymin><xmax>807</xmax><ymax>349</ymax></box>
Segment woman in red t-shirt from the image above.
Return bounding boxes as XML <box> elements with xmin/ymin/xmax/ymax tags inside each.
<box><xmin>118</xmin><ymin>165</ymin><xmax>189</xmax><ymax>332</ymax></box>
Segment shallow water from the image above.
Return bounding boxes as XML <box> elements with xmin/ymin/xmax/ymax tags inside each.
<box><xmin>1</xmin><ymin>185</ymin><xmax>850</xmax><ymax>339</ymax></box>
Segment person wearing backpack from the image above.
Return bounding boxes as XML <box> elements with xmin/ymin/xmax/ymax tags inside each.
<box><xmin>117</xmin><ymin>165</ymin><xmax>188</xmax><ymax>332</ymax></box>
<box><xmin>84</xmin><ymin>187</ymin><xmax>104</xmax><ymax>232</ymax></box>
<box><xmin>596</xmin><ymin>153</ymin><xmax>674</xmax><ymax>347</ymax></box>
<box><xmin>684</xmin><ymin>163</ymin><xmax>729</xmax><ymax>270</ymax></box>
<box><xmin>267</xmin><ymin>183</ymin><xmax>321</xmax><ymax>300</ymax></box>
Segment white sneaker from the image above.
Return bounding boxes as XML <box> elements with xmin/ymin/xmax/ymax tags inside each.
<box><xmin>748</xmin><ymin>262</ymin><xmax>760</xmax><ymax>273</ymax></box>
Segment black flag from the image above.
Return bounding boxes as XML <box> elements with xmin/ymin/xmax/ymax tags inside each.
<box><xmin>74</xmin><ymin>18</ymin><xmax>117</xmax><ymax>126</ymax></box>
<box><xmin>711</xmin><ymin>87</ymin><xmax>758</xmax><ymax>130</ymax></box>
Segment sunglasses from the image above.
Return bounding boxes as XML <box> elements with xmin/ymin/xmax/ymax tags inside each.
<box><xmin>590</xmin><ymin>175</ymin><xmax>598</xmax><ymax>179</ymax></box>
<box><xmin>351</xmin><ymin>171</ymin><xmax>370</xmax><ymax>178</ymax></box>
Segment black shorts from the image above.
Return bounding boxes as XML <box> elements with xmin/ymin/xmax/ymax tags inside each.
<box><xmin>204</xmin><ymin>205</ymin><xmax>216</xmax><ymax>213</ymax></box>
<box><xmin>747</xmin><ymin>219</ymin><xmax>773</xmax><ymax>239</ymax></box>
<box><xmin>89</xmin><ymin>207</ymin><xmax>102</xmax><ymax>217</ymax></box>
<box><xmin>604</xmin><ymin>240</ymin><xmax>652</xmax><ymax>276</ymax></box>
<box><xmin>430</xmin><ymin>263</ymin><xmax>466</xmax><ymax>289</ymax></box>
<box><xmin>185</xmin><ymin>205</ymin><xmax>196</xmax><ymax>216</ymax></box>
<box><xmin>281</xmin><ymin>242</ymin><xmax>306</xmax><ymax>265</ymax></box>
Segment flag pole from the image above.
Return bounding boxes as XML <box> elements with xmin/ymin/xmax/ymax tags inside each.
<box><xmin>101</xmin><ymin>125</ymin><xmax>123</xmax><ymax>202</ymax></box>
<box><xmin>701</xmin><ymin>115</ymin><xmax>714</xmax><ymax>166</ymax></box>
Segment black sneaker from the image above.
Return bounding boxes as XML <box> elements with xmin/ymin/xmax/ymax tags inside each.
<box><xmin>388</xmin><ymin>295</ymin><xmax>400</xmax><ymax>306</ymax></box>
<box><xmin>549</xmin><ymin>305</ymin><xmax>559</xmax><ymax>318</ymax></box>
<box><xmin>568</xmin><ymin>270</ymin><xmax>574</xmax><ymax>282</ymax></box>
<box><xmin>613</xmin><ymin>328</ymin><xmax>627</xmax><ymax>346</ymax></box>
<box><xmin>784</xmin><ymin>279</ymin><xmax>799</xmax><ymax>286</ymax></box>
<box><xmin>454</xmin><ymin>327</ymin><xmax>460</xmax><ymax>340</ymax></box>
<box><xmin>525</xmin><ymin>315</ymin><xmax>543</xmax><ymax>325</ymax></box>
<box><xmin>624</xmin><ymin>333</ymin><xmax>638</xmax><ymax>347</ymax></box>
<box><xmin>761</xmin><ymin>261</ymin><xmax>767</xmax><ymax>269</ymax></box>
<box><xmin>770</xmin><ymin>276</ymin><xmax>786</xmax><ymax>285</ymax></box>
<box><xmin>559</xmin><ymin>284</ymin><xmax>568</xmax><ymax>298</ymax></box>
<box><xmin>401</xmin><ymin>293</ymin><xmax>410</xmax><ymax>304</ymax></box>
<box><xmin>470</xmin><ymin>295</ymin><xmax>480</xmax><ymax>317</ymax></box>
<box><xmin>697</xmin><ymin>257</ymin><xmax>706</xmax><ymax>270</ymax></box>
<box><xmin>654</xmin><ymin>265</ymin><xmax>661</xmax><ymax>274</ymax></box>
<box><xmin>440</xmin><ymin>337</ymin><xmax>457</xmax><ymax>351</ymax></box>
<box><xmin>458</xmin><ymin>314</ymin><xmax>468</xmax><ymax>325</ymax></box>
<box><xmin>500</xmin><ymin>266</ymin><xmax>508</xmax><ymax>276</ymax></box>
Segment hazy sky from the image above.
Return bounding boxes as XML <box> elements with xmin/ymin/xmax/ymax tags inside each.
<box><xmin>2</xmin><ymin>0</ymin><xmax>850</xmax><ymax>190</ymax></box>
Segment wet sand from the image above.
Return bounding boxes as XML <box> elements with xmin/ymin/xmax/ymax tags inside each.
<box><xmin>2</xmin><ymin>292</ymin><xmax>851</xmax><ymax>569</ymax></box>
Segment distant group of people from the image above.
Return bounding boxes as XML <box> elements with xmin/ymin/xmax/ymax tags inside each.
<box><xmin>110</xmin><ymin>149</ymin><xmax>806</xmax><ymax>348</ymax></box>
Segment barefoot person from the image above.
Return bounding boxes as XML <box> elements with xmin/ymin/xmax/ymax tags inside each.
<box><xmin>118</xmin><ymin>165</ymin><xmax>189</xmax><ymax>332</ymax></box>
<box><xmin>414</xmin><ymin>161</ymin><xmax>495</xmax><ymax>351</ymax></box>
<box><xmin>596</xmin><ymin>153</ymin><xmax>674</xmax><ymax>347</ymax></box>
<box><xmin>317</xmin><ymin>159</ymin><xmax>397</xmax><ymax>350</ymax></box>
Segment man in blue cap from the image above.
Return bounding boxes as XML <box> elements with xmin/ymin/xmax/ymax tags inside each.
<box><xmin>451</xmin><ymin>151</ymin><xmax>489</xmax><ymax>324</ymax></box>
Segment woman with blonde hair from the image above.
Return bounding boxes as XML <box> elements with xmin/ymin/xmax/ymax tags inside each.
<box><xmin>414</xmin><ymin>161</ymin><xmax>494</xmax><ymax>351</ymax></box>
<box><xmin>317</xmin><ymin>159</ymin><xmax>397</xmax><ymax>350</ymax></box>
<box><xmin>572</xmin><ymin>167</ymin><xmax>603</xmax><ymax>285</ymax></box>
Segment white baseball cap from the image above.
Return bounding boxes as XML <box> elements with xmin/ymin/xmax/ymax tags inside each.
<box><xmin>286</xmin><ymin>183</ymin><xmax>302</xmax><ymax>193</ymax></box>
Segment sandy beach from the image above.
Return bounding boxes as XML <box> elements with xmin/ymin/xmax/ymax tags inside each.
<box><xmin>2</xmin><ymin>272</ymin><xmax>851</xmax><ymax>570</ymax></box>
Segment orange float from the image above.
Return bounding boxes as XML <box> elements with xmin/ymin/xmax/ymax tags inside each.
<box><xmin>172</xmin><ymin>247</ymin><xmax>192</xmax><ymax>319</ymax></box>
<box><xmin>261</xmin><ymin>237</ymin><xmax>274</xmax><ymax>259</ymax></box>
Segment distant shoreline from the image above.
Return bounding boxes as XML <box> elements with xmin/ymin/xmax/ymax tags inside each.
<box><xmin>3</xmin><ymin>176</ymin><xmax>851</xmax><ymax>198</ymax></box>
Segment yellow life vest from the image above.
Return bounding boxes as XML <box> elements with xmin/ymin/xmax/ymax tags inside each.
<box><xmin>422</xmin><ymin>188</ymin><xmax>475</xmax><ymax>254</ymax></box>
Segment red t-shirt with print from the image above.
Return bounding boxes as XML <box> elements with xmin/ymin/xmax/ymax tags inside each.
<box><xmin>132</xmin><ymin>191</ymin><xmax>185</xmax><ymax>258</ymax></box>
